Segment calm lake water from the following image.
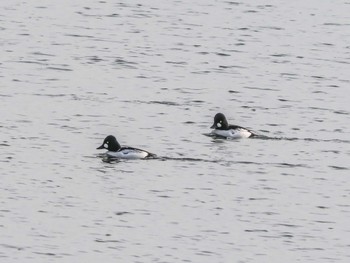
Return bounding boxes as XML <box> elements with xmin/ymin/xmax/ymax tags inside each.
<box><xmin>1</xmin><ymin>0</ymin><xmax>349</xmax><ymax>262</ymax></box>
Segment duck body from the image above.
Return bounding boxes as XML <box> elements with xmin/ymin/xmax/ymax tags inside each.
<box><xmin>97</xmin><ymin>135</ymin><xmax>156</xmax><ymax>159</ymax></box>
<box><xmin>210</xmin><ymin>113</ymin><xmax>256</xmax><ymax>139</ymax></box>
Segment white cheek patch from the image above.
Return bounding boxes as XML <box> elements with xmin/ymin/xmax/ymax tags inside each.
<box><xmin>104</xmin><ymin>143</ymin><xmax>108</xmax><ymax>148</ymax></box>
<box><xmin>217</xmin><ymin>123</ymin><xmax>222</xmax><ymax>128</ymax></box>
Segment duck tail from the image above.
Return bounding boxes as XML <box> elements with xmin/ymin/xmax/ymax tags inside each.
<box><xmin>147</xmin><ymin>152</ymin><xmax>157</xmax><ymax>159</ymax></box>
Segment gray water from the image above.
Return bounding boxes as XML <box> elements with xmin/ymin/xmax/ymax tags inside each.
<box><xmin>1</xmin><ymin>0</ymin><xmax>350</xmax><ymax>262</ymax></box>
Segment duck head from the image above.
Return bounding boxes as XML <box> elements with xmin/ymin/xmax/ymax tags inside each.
<box><xmin>210</xmin><ymin>113</ymin><xmax>229</xmax><ymax>129</ymax></box>
<box><xmin>97</xmin><ymin>135</ymin><xmax>121</xmax><ymax>151</ymax></box>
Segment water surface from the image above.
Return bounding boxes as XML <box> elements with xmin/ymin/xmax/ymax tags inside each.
<box><xmin>1</xmin><ymin>0</ymin><xmax>350</xmax><ymax>262</ymax></box>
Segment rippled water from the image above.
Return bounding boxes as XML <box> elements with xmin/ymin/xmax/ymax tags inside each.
<box><xmin>1</xmin><ymin>0</ymin><xmax>350</xmax><ymax>262</ymax></box>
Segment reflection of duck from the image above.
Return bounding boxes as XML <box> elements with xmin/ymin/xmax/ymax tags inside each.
<box><xmin>210</xmin><ymin>113</ymin><xmax>256</xmax><ymax>138</ymax></box>
<box><xmin>97</xmin><ymin>135</ymin><xmax>156</xmax><ymax>159</ymax></box>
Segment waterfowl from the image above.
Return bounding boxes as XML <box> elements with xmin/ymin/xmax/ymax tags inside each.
<box><xmin>97</xmin><ymin>135</ymin><xmax>156</xmax><ymax>159</ymax></box>
<box><xmin>210</xmin><ymin>113</ymin><xmax>256</xmax><ymax>138</ymax></box>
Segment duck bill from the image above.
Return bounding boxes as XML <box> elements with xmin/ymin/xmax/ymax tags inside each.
<box><xmin>210</xmin><ymin>123</ymin><xmax>216</xmax><ymax>129</ymax></box>
<box><xmin>97</xmin><ymin>144</ymin><xmax>105</xmax><ymax>150</ymax></box>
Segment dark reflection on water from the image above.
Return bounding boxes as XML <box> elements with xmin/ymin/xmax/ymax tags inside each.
<box><xmin>99</xmin><ymin>153</ymin><xmax>314</xmax><ymax>169</ymax></box>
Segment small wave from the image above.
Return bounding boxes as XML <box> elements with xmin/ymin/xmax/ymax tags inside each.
<box><xmin>158</xmin><ymin>158</ymin><xmax>310</xmax><ymax>168</ymax></box>
<box><xmin>95</xmin><ymin>239</ymin><xmax>121</xmax><ymax>243</ymax></box>
<box><xmin>47</xmin><ymin>66</ymin><xmax>73</xmax><ymax>71</ymax></box>
<box><xmin>157</xmin><ymin>157</ymin><xmax>217</xmax><ymax>163</ymax></box>
<box><xmin>329</xmin><ymin>165</ymin><xmax>349</xmax><ymax>170</ymax></box>
<box><xmin>204</xmin><ymin>133</ymin><xmax>350</xmax><ymax>144</ymax></box>
<box><xmin>148</xmin><ymin>100</ymin><xmax>180</xmax><ymax>106</ymax></box>
<box><xmin>276</xmin><ymin>137</ymin><xmax>350</xmax><ymax>144</ymax></box>
<box><xmin>15</xmin><ymin>60</ymin><xmax>46</xmax><ymax>65</ymax></box>
<box><xmin>65</xmin><ymin>33</ymin><xmax>94</xmax><ymax>38</ymax></box>
<box><xmin>125</xmin><ymin>100</ymin><xmax>180</xmax><ymax>106</ymax></box>
<box><xmin>245</xmin><ymin>229</ymin><xmax>268</xmax><ymax>233</ymax></box>
<box><xmin>256</xmin><ymin>135</ymin><xmax>350</xmax><ymax>144</ymax></box>
<box><xmin>97</xmin><ymin>154</ymin><xmax>309</xmax><ymax>168</ymax></box>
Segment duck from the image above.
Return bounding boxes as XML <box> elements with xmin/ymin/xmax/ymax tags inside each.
<box><xmin>210</xmin><ymin>113</ymin><xmax>256</xmax><ymax>138</ymax></box>
<box><xmin>97</xmin><ymin>135</ymin><xmax>156</xmax><ymax>159</ymax></box>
